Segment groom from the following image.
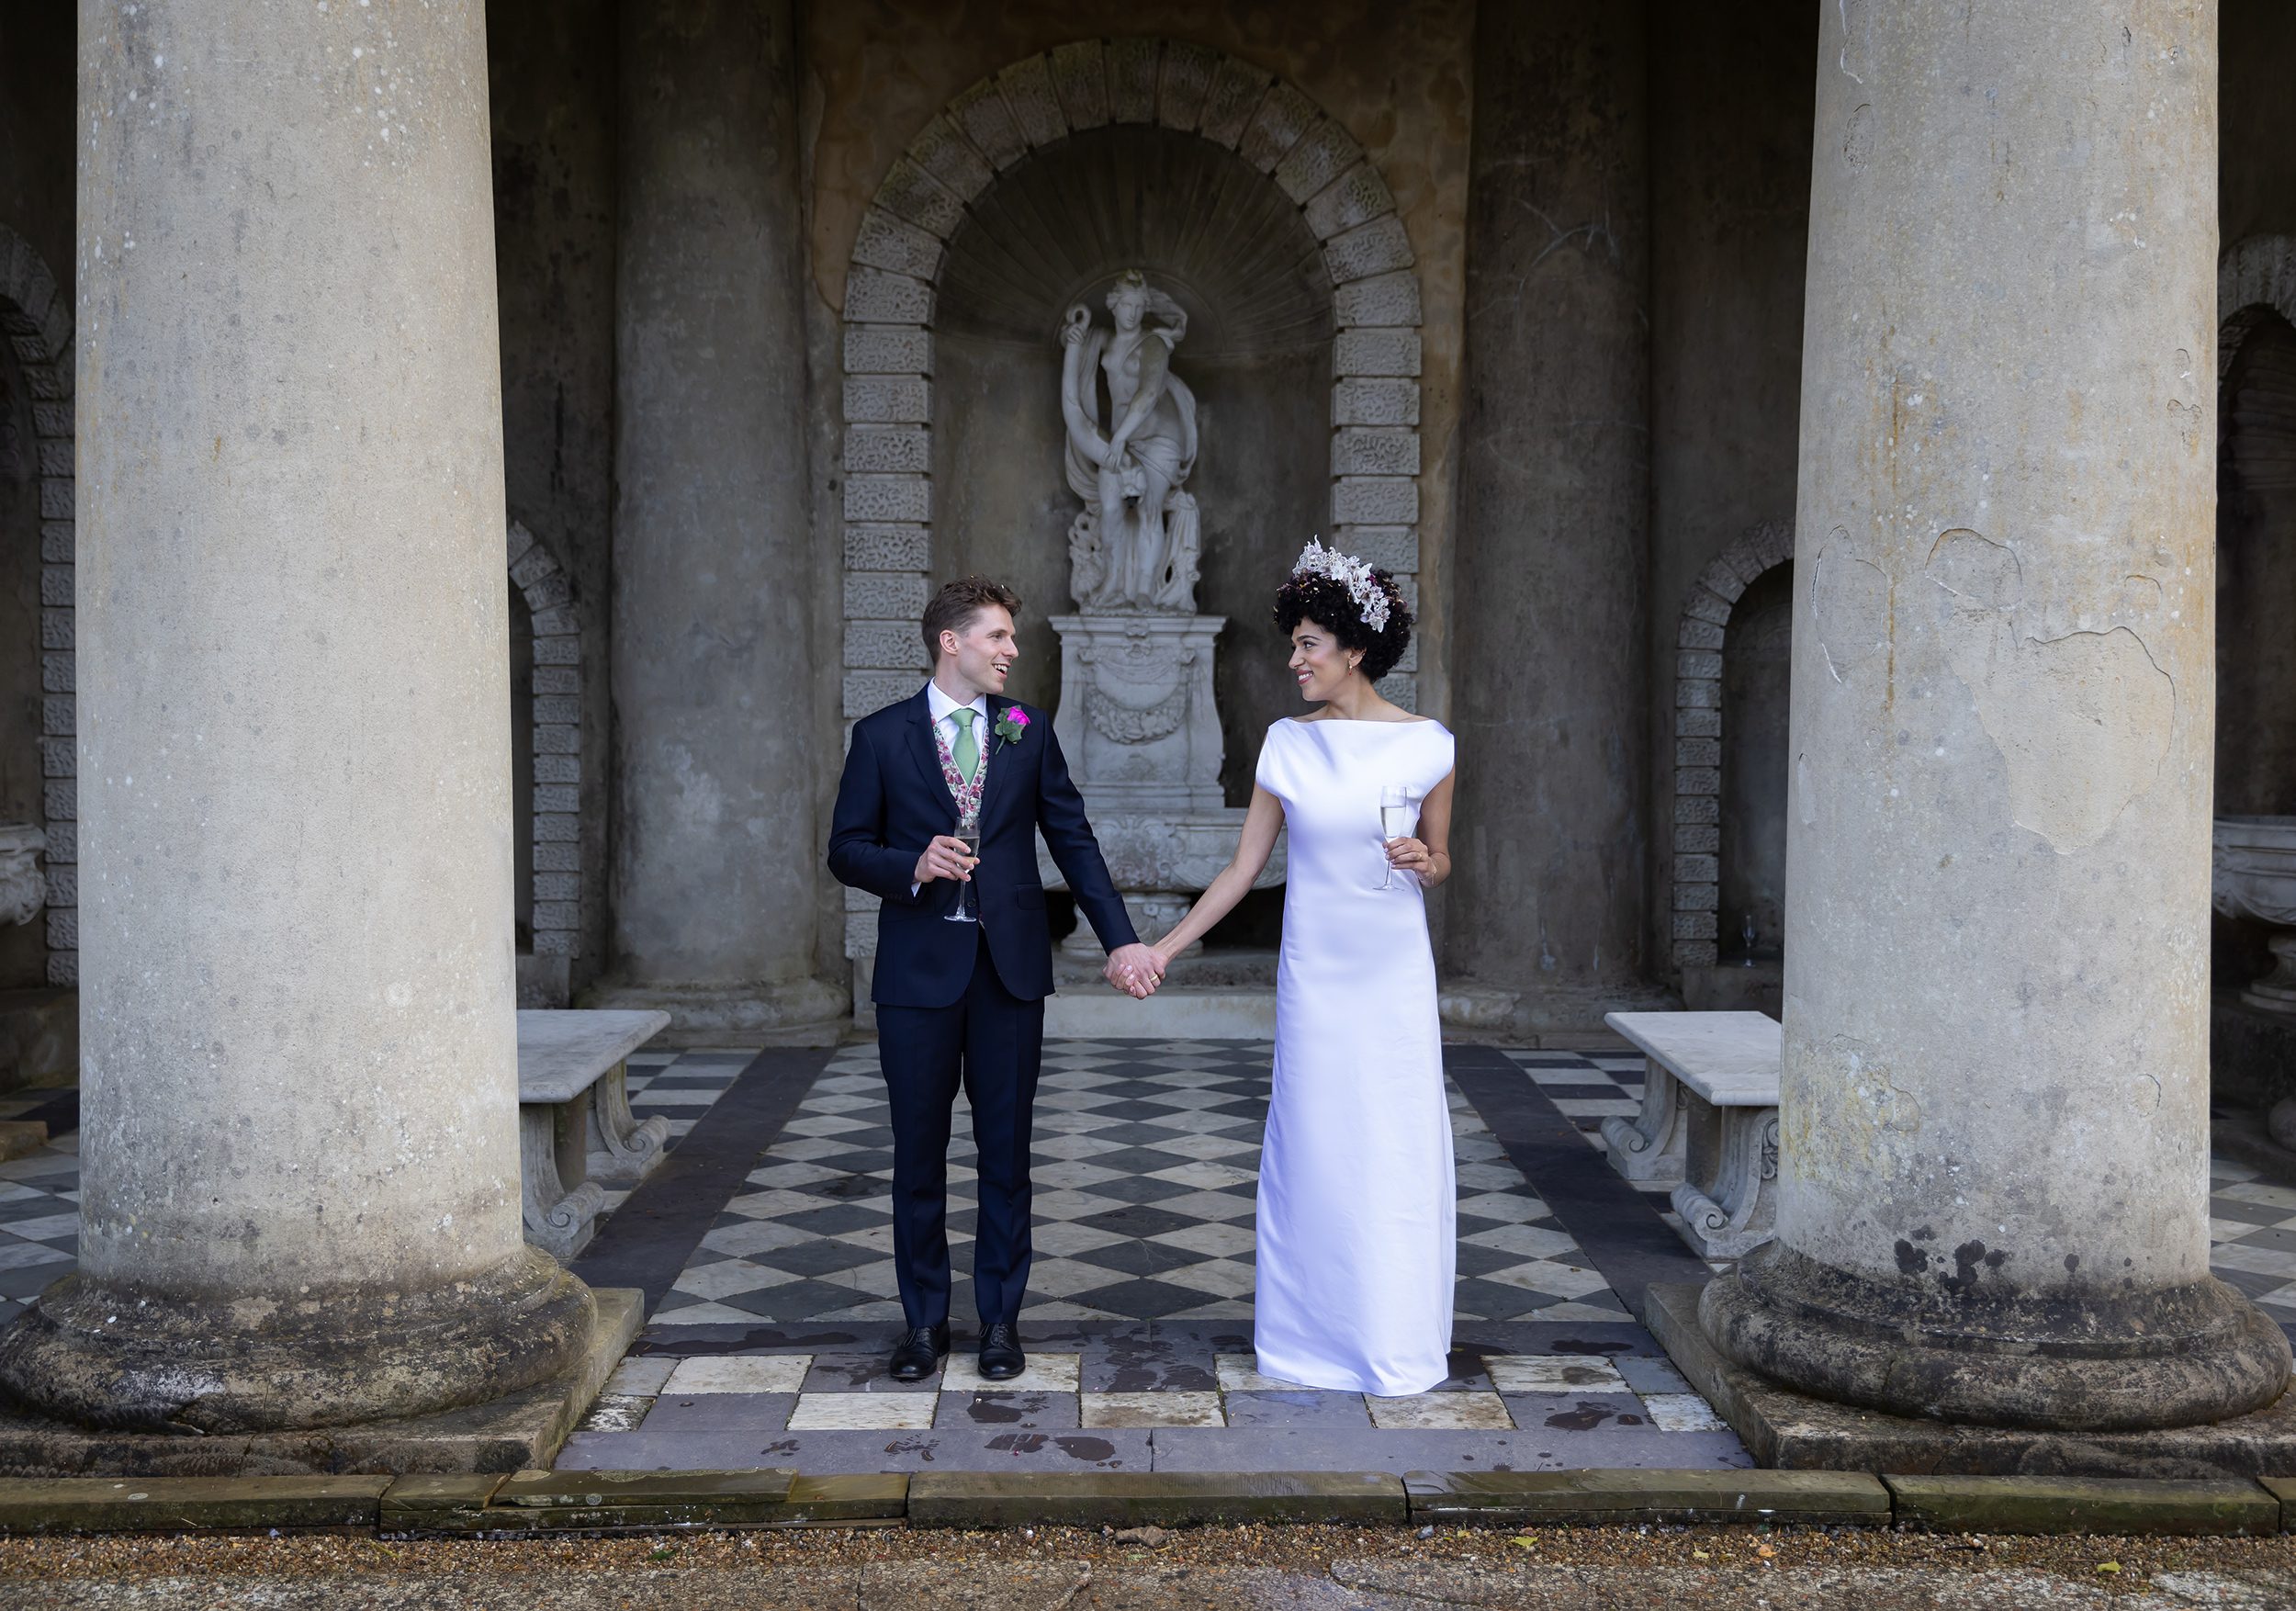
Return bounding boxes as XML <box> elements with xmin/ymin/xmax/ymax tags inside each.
<box><xmin>827</xmin><ymin>576</ymin><xmax>1165</xmax><ymax>1381</ymax></box>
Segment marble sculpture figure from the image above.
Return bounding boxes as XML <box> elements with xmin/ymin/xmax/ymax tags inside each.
<box><xmin>1059</xmin><ymin>269</ymin><xmax>1201</xmax><ymax>612</ymax></box>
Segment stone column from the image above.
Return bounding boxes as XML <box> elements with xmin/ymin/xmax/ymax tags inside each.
<box><xmin>1701</xmin><ymin>0</ymin><xmax>2290</xmax><ymax>1429</ymax></box>
<box><xmin>602</xmin><ymin>0</ymin><xmax>840</xmax><ymax>1037</ymax></box>
<box><xmin>0</xmin><ymin>0</ymin><xmax>593</xmax><ymax>1432</ymax></box>
<box><xmin>1446</xmin><ymin>0</ymin><xmax>1658</xmax><ymax>1029</ymax></box>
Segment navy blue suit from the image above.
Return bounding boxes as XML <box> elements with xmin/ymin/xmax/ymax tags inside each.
<box><xmin>827</xmin><ymin>689</ymin><xmax>1137</xmax><ymax>1329</ymax></box>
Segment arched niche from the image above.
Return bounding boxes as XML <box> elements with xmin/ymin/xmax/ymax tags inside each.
<box><xmin>933</xmin><ymin>123</ymin><xmax>1334</xmax><ymax>794</ymax></box>
<box><xmin>1669</xmin><ymin>521</ymin><xmax>1795</xmax><ymax>985</ymax></box>
<box><xmin>833</xmin><ymin>38</ymin><xmax>1431</xmax><ymax>969</ymax></box>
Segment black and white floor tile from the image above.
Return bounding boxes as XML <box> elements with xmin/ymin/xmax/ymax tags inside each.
<box><xmin>2</xmin><ymin>1034</ymin><xmax>2292</xmax><ymax>1475</ymax></box>
<box><xmin>649</xmin><ymin>1040</ymin><xmax>1631</xmax><ymax>1329</ymax></box>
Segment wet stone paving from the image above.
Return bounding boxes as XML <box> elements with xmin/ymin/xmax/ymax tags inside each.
<box><xmin>0</xmin><ymin>1040</ymin><xmax>2292</xmax><ymax>1475</ymax></box>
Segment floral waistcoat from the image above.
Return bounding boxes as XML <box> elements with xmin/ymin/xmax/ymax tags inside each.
<box><xmin>931</xmin><ymin>706</ymin><xmax>990</xmax><ymax>824</ymax></box>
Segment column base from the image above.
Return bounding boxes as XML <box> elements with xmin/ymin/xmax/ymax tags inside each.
<box><xmin>0</xmin><ymin>1289</ymin><xmax>641</xmax><ymax>1477</ymax></box>
<box><xmin>1699</xmin><ymin>1241</ymin><xmax>2291</xmax><ymax>1434</ymax></box>
<box><xmin>578</xmin><ymin>975</ymin><xmax>848</xmax><ymax>1046</ymax></box>
<box><xmin>1649</xmin><ymin>1281</ymin><xmax>2296</xmax><ymax>1477</ymax></box>
<box><xmin>0</xmin><ymin>1246</ymin><xmax>596</xmax><ymax>1436</ymax></box>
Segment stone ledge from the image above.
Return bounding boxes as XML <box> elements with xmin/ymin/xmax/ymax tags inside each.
<box><xmin>6</xmin><ymin>1461</ymin><xmax>2296</xmax><ymax>1536</ymax></box>
<box><xmin>0</xmin><ymin>1474</ymin><xmax>390</xmax><ymax>1533</ymax></box>
<box><xmin>1885</xmin><ymin>1473</ymin><xmax>2279</xmax><ymax>1536</ymax></box>
<box><xmin>481</xmin><ymin>1468</ymin><xmax>797</xmax><ymax>1532</ymax></box>
<box><xmin>1648</xmin><ymin>1279</ymin><xmax>2296</xmax><ymax>1480</ymax></box>
<box><xmin>0</xmin><ymin>1288</ymin><xmax>641</xmax><ymax>1480</ymax></box>
<box><xmin>1403</xmin><ymin>1469</ymin><xmax>1887</xmax><ymax>1526</ymax></box>
<box><xmin>907</xmin><ymin>1470</ymin><xmax>1404</xmax><ymax>1528</ymax></box>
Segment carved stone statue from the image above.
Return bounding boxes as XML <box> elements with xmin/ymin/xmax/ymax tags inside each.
<box><xmin>1060</xmin><ymin>270</ymin><xmax>1200</xmax><ymax>612</ymax></box>
<box><xmin>1043</xmin><ymin>273</ymin><xmax>1284</xmax><ymax>949</ymax></box>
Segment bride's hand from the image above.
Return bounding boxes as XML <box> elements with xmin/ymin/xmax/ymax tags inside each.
<box><xmin>1386</xmin><ymin>837</ymin><xmax>1433</xmax><ymax>875</ymax></box>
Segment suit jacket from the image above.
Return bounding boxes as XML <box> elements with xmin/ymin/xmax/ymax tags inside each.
<box><xmin>827</xmin><ymin>689</ymin><xmax>1139</xmax><ymax>1008</ymax></box>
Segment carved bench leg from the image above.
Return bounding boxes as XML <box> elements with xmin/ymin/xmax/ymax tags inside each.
<box><xmin>1600</xmin><ymin>1058</ymin><xmax>1688</xmax><ymax>1184</ymax></box>
<box><xmin>522</xmin><ymin>1096</ymin><xmax>605</xmax><ymax>1263</ymax></box>
<box><xmin>586</xmin><ymin>1058</ymin><xmax>673</xmax><ymax>1187</ymax></box>
<box><xmin>1670</xmin><ymin>1102</ymin><xmax>1778</xmax><ymax>1261</ymax></box>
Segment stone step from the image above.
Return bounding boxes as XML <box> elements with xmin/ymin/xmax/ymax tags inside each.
<box><xmin>1043</xmin><ymin>986</ymin><xmax>1275</xmax><ymax>1040</ymax></box>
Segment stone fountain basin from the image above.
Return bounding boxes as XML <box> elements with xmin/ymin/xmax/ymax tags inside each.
<box><xmin>2214</xmin><ymin>814</ymin><xmax>2296</xmax><ymax>928</ymax></box>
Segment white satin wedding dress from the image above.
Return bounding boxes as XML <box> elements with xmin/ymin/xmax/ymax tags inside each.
<box><xmin>1251</xmin><ymin>715</ymin><xmax>1458</xmax><ymax>1396</ymax></box>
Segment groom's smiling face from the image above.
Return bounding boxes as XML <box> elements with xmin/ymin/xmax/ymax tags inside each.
<box><xmin>939</xmin><ymin>604</ymin><xmax>1017</xmax><ymax>700</ymax></box>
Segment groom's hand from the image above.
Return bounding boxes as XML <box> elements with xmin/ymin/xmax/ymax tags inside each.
<box><xmin>1105</xmin><ymin>942</ymin><xmax>1165</xmax><ymax>999</ymax></box>
<box><xmin>914</xmin><ymin>836</ymin><xmax>976</xmax><ymax>884</ymax></box>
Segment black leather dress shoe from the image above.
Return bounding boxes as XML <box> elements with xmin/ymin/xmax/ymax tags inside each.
<box><xmin>889</xmin><ymin>1322</ymin><xmax>950</xmax><ymax>1382</ymax></box>
<box><xmin>978</xmin><ymin>1322</ymin><xmax>1025</xmax><ymax>1380</ymax></box>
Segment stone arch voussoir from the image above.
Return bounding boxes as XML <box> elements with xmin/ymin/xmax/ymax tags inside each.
<box><xmin>1670</xmin><ymin>520</ymin><xmax>1794</xmax><ymax>974</ymax></box>
<box><xmin>0</xmin><ymin>225</ymin><xmax>73</xmax><ymax>987</ymax></box>
<box><xmin>507</xmin><ymin>520</ymin><xmax>584</xmax><ymax>960</ymax></box>
<box><xmin>836</xmin><ymin>38</ymin><xmax>1431</xmax><ymax>964</ymax></box>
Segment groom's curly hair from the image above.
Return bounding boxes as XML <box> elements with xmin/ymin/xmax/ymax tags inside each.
<box><xmin>1273</xmin><ymin>569</ymin><xmax>1413</xmax><ymax>682</ymax></box>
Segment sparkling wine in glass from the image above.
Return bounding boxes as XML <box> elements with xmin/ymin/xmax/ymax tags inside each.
<box><xmin>1379</xmin><ymin>784</ymin><xmax>1418</xmax><ymax>890</ymax></box>
<box><xmin>944</xmin><ymin>814</ymin><xmax>983</xmax><ymax>923</ymax></box>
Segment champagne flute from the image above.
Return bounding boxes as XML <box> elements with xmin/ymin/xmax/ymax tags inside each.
<box><xmin>943</xmin><ymin>811</ymin><xmax>983</xmax><ymax>924</ymax></box>
<box><xmin>1379</xmin><ymin>784</ymin><xmax>1418</xmax><ymax>890</ymax></box>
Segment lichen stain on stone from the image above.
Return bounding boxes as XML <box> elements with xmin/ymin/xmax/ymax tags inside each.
<box><xmin>1842</xmin><ymin>103</ymin><xmax>1874</xmax><ymax>171</ymax></box>
<box><xmin>1811</xmin><ymin>535</ymin><xmax>1890</xmax><ymax>682</ymax></box>
<box><xmin>1952</xmin><ymin>621</ymin><xmax>2174</xmax><ymax>853</ymax></box>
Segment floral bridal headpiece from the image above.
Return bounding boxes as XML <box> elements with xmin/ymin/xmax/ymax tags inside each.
<box><xmin>1290</xmin><ymin>536</ymin><xmax>1392</xmax><ymax>632</ymax></box>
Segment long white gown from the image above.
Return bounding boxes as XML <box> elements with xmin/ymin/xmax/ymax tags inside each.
<box><xmin>1252</xmin><ymin>715</ymin><xmax>1458</xmax><ymax>1396</ymax></box>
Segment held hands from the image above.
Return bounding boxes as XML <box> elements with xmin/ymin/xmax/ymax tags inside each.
<box><xmin>1104</xmin><ymin>942</ymin><xmax>1166</xmax><ymax>1000</ymax></box>
<box><xmin>914</xmin><ymin>835</ymin><xmax>976</xmax><ymax>885</ymax></box>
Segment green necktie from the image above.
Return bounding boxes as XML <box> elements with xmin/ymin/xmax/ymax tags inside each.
<box><xmin>951</xmin><ymin>707</ymin><xmax>980</xmax><ymax>785</ymax></box>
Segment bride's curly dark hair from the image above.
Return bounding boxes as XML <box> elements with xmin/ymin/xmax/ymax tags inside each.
<box><xmin>1273</xmin><ymin>567</ymin><xmax>1413</xmax><ymax>682</ymax></box>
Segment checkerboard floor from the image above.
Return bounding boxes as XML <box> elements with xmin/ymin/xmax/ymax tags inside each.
<box><xmin>1503</xmin><ymin>1047</ymin><xmax>1726</xmax><ymax>1259</ymax></box>
<box><xmin>2</xmin><ymin>1039</ymin><xmax>2293</xmax><ymax>1476</ymax></box>
<box><xmin>651</xmin><ymin>1040</ymin><xmax>1630</xmax><ymax>1328</ymax></box>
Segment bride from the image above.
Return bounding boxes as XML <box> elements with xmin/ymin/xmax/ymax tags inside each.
<box><xmin>1146</xmin><ymin>540</ymin><xmax>1458</xmax><ymax>1396</ymax></box>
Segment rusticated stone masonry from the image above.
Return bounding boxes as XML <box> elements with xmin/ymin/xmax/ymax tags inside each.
<box><xmin>0</xmin><ymin>225</ymin><xmax>73</xmax><ymax>989</ymax></box>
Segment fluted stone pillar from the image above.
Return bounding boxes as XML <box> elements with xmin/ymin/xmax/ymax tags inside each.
<box><xmin>1701</xmin><ymin>0</ymin><xmax>2290</xmax><ymax>1430</ymax></box>
<box><xmin>0</xmin><ymin>1</ymin><xmax>594</xmax><ymax>1432</ymax></box>
<box><xmin>600</xmin><ymin>0</ymin><xmax>840</xmax><ymax>1037</ymax></box>
<box><xmin>1446</xmin><ymin>0</ymin><xmax>1660</xmax><ymax>1030</ymax></box>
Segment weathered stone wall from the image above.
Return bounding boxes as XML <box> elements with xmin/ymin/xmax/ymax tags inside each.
<box><xmin>1644</xmin><ymin>6</ymin><xmax>1817</xmax><ymax>986</ymax></box>
<box><xmin>0</xmin><ymin>8</ymin><xmax>74</xmax><ymax>993</ymax></box>
<box><xmin>1444</xmin><ymin>0</ymin><xmax>1654</xmax><ymax>1026</ymax></box>
<box><xmin>486</xmin><ymin>0</ymin><xmax>617</xmax><ymax>990</ymax></box>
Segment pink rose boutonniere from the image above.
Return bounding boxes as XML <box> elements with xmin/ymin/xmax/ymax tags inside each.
<box><xmin>995</xmin><ymin>706</ymin><xmax>1031</xmax><ymax>748</ymax></box>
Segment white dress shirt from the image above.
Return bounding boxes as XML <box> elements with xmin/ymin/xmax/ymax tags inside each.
<box><xmin>913</xmin><ymin>682</ymin><xmax>990</xmax><ymax>896</ymax></box>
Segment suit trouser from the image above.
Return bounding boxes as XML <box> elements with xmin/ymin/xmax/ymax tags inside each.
<box><xmin>876</xmin><ymin>931</ymin><xmax>1046</xmax><ymax>1330</ymax></box>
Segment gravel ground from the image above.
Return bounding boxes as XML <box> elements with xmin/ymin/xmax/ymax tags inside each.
<box><xmin>0</xmin><ymin>1523</ymin><xmax>2291</xmax><ymax>1608</ymax></box>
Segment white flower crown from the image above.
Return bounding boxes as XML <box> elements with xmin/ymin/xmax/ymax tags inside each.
<box><xmin>1289</xmin><ymin>536</ymin><xmax>1392</xmax><ymax>633</ymax></box>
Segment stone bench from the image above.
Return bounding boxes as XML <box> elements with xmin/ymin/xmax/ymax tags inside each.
<box><xmin>1600</xmin><ymin>1009</ymin><xmax>1781</xmax><ymax>1261</ymax></box>
<box><xmin>518</xmin><ymin>1008</ymin><xmax>672</xmax><ymax>1262</ymax></box>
